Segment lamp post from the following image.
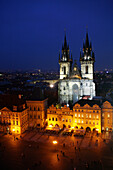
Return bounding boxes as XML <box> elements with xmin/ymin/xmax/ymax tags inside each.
<box><xmin>52</xmin><ymin>140</ymin><xmax>58</xmax><ymax>151</ymax></box>
<box><xmin>13</xmin><ymin>129</ymin><xmax>15</xmax><ymax>140</ymax></box>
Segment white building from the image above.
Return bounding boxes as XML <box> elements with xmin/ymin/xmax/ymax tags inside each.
<box><xmin>58</xmin><ymin>32</ymin><xmax>96</xmax><ymax>105</ymax></box>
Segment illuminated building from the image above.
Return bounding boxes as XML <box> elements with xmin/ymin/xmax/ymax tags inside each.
<box><xmin>0</xmin><ymin>94</ymin><xmax>48</xmax><ymax>134</ymax></box>
<box><xmin>26</xmin><ymin>99</ymin><xmax>48</xmax><ymax>128</ymax></box>
<box><xmin>47</xmin><ymin>99</ymin><xmax>113</xmax><ymax>133</ymax></box>
<box><xmin>0</xmin><ymin>95</ymin><xmax>28</xmax><ymax>134</ymax></box>
<box><xmin>58</xmin><ymin>32</ymin><xmax>95</xmax><ymax>105</ymax></box>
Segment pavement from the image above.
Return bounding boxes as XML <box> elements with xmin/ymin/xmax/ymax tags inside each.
<box><xmin>0</xmin><ymin>130</ymin><xmax>113</xmax><ymax>170</ymax></box>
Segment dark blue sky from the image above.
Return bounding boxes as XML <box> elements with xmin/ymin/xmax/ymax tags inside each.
<box><xmin>0</xmin><ymin>0</ymin><xmax>113</xmax><ymax>71</ymax></box>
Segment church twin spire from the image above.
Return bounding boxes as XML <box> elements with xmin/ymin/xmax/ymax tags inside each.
<box><xmin>80</xmin><ymin>32</ymin><xmax>95</xmax><ymax>62</ymax></box>
<box><xmin>59</xmin><ymin>34</ymin><xmax>72</xmax><ymax>63</ymax></box>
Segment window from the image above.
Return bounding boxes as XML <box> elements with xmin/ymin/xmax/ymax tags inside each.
<box><xmin>96</xmin><ymin>115</ymin><xmax>99</xmax><ymax>119</ymax></box>
<box><xmin>52</xmin><ymin>118</ymin><xmax>54</xmax><ymax>121</ymax></box>
<box><xmin>30</xmin><ymin>107</ymin><xmax>32</xmax><ymax>110</ymax></box>
<box><xmin>86</xmin><ymin>120</ymin><xmax>88</xmax><ymax>124</ymax></box>
<box><xmin>69</xmin><ymin>119</ymin><xmax>71</xmax><ymax>122</ymax></box>
<box><xmin>38</xmin><ymin>108</ymin><xmax>40</xmax><ymax>111</ymax></box>
<box><xmin>108</xmin><ymin>119</ymin><xmax>110</xmax><ymax>124</ymax></box>
<box><xmin>30</xmin><ymin>115</ymin><xmax>32</xmax><ymax>119</ymax></box>
<box><xmin>56</xmin><ymin>118</ymin><xmax>58</xmax><ymax>121</ymax></box>
<box><xmin>86</xmin><ymin>66</ymin><xmax>88</xmax><ymax>74</ymax></box>
<box><xmin>16</xmin><ymin>121</ymin><xmax>18</xmax><ymax>125</ymax></box>
<box><xmin>13</xmin><ymin>121</ymin><xmax>15</xmax><ymax>125</ymax></box>
<box><xmin>75</xmin><ymin>119</ymin><xmax>77</xmax><ymax>123</ymax></box>
<box><xmin>0</xmin><ymin>112</ymin><xmax>1</xmax><ymax>115</ymax></box>
<box><xmin>62</xmin><ymin>119</ymin><xmax>64</xmax><ymax>122</ymax></box>
<box><xmin>34</xmin><ymin>115</ymin><xmax>36</xmax><ymax>119</ymax></box>
<box><xmin>93</xmin><ymin>121</ymin><xmax>95</xmax><ymax>125</ymax></box>
<box><xmin>64</xmin><ymin>66</ymin><xmax>66</xmax><ymax>74</ymax></box>
<box><xmin>102</xmin><ymin>113</ymin><xmax>104</xmax><ymax>117</ymax></box>
<box><xmin>81</xmin><ymin>114</ymin><xmax>84</xmax><ymax>118</ymax></box>
<box><xmin>93</xmin><ymin>111</ymin><xmax>95</xmax><ymax>113</ymax></box>
<box><xmin>75</xmin><ymin>113</ymin><xmax>77</xmax><ymax>117</ymax></box>
<box><xmin>89</xmin><ymin>121</ymin><xmax>91</xmax><ymax>124</ymax></box>
<box><xmin>78</xmin><ymin>114</ymin><xmax>80</xmax><ymax>117</ymax></box>
<box><xmin>86</xmin><ymin>114</ymin><xmax>88</xmax><ymax>118</ymax></box>
<box><xmin>93</xmin><ymin>115</ymin><xmax>95</xmax><ymax>119</ymax></box>
<box><xmin>89</xmin><ymin>114</ymin><xmax>91</xmax><ymax>118</ymax></box>
<box><xmin>66</xmin><ymin>119</ymin><xmax>68</xmax><ymax>122</ymax></box>
<box><xmin>96</xmin><ymin>122</ymin><xmax>98</xmax><ymax>125</ymax></box>
<box><xmin>38</xmin><ymin>115</ymin><xmax>40</xmax><ymax>119</ymax></box>
<box><xmin>78</xmin><ymin>119</ymin><xmax>80</xmax><ymax>123</ymax></box>
<box><xmin>108</xmin><ymin>114</ymin><xmax>110</xmax><ymax>118</ymax></box>
<box><xmin>16</xmin><ymin>114</ymin><xmax>18</xmax><ymax>117</ymax></box>
<box><xmin>34</xmin><ymin>107</ymin><xmax>36</xmax><ymax>111</ymax></box>
<box><xmin>81</xmin><ymin>120</ymin><xmax>84</xmax><ymax>123</ymax></box>
<box><xmin>49</xmin><ymin>118</ymin><xmax>51</xmax><ymax>121</ymax></box>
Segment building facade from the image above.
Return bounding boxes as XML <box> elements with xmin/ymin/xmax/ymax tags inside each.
<box><xmin>47</xmin><ymin>99</ymin><xmax>113</xmax><ymax>133</ymax></box>
<box><xmin>58</xmin><ymin>32</ymin><xmax>95</xmax><ymax>105</ymax></box>
<box><xmin>0</xmin><ymin>96</ymin><xmax>28</xmax><ymax>134</ymax></box>
<box><xmin>26</xmin><ymin>99</ymin><xmax>48</xmax><ymax>128</ymax></box>
<box><xmin>0</xmin><ymin>95</ymin><xmax>48</xmax><ymax>134</ymax></box>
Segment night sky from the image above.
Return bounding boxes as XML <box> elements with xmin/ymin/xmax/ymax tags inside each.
<box><xmin>0</xmin><ymin>0</ymin><xmax>113</xmax><ymax>71</ymax></box>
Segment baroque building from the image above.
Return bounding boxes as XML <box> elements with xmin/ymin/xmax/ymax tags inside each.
<box><xmin>58</xmin><ymin>32</ymin><xmax>96</xmax><ymax>105</ymax></box>
<box><xmin>0</xmin><ymin>94</ymin><xmax>48</xmax><ymax>134</ymax></box>
<box><xmin>47</xmin><ymin>99</ymin><xmax>113</xmax><ymax>133</ymax></box>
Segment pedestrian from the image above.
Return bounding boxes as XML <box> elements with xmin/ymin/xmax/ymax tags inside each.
<box><xmin>39</xmin><ymin>161</ymin><xmax>41</xmax><ymax>165</ymax></box>
<box><xmin>63</xmin><ymin>143</ymin><xmax>65</xmax><ymax>147</ymax></box>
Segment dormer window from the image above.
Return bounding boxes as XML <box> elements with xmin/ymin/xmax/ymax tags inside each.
<box><xmin>13</xmin><ymin>106</ymin><xmax>17</xmax><ymax>111</ymax></box>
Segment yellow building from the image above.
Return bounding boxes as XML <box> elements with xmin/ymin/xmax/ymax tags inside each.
<box><xmin>0</xmin><ymin>95</ymin><xmax>28</xmax><ymax>134</ymax></box>
<box><xmin>26</xmin><ymin>99</ymin><xmax>48</xmax><ymax>128</ymax></box>
<box><xmin>0</xmin><ymin>95</ymin><xmax>48</xmax><ymax>134</ymax></box>
<box><xmin>101</xmin><ymin>101</ymin><xmax>113</xmax><ymax>131</ymax></box>
<box><xmin>47</xmin><ymin>105</ymin><xmax>73</xmax><ymax>128</ymax></box>
<box><xmin>47</xmin><ymin>99</ymin><xmax>113</xmax><ymax>133</ymax></box>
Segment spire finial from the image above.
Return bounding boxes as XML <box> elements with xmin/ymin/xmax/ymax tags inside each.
<box><xmin>86</xmin><ymin>25</ymin><xmax>88</xmax><ymax>33</ymax></box>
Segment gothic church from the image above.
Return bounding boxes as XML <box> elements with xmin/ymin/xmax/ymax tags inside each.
<box><xmin>58</xmin><ymin>32</ymin><xmax>96</xmax><ymax>105</ymax></box>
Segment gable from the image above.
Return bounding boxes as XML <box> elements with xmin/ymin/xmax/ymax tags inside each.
<box><xmin>1</xmin><ymin>107</ymin><xmax>11</xmax><ymax>112</ymax></box>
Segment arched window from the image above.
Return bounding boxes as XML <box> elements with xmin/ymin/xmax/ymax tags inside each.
<box><xmin>38</xmin><ymin>107</ymin><xmax>40</xmax><ymax>111</ymax></box>
<box><xmin>86</xmin><ymin>66</ymin><xmax>88</xmax><ymax>74</ymax></box>
<box><xmin>64</xmin><ymin>66</ymin><xmax>66</xmax><ymax>74</ymax></box>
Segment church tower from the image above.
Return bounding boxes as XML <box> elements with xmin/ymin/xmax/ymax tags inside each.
<box><xmin>59</xmin><ymin>34</ymin><xmax>72</xmax><ymax>79</ymax></box>
<box><xmin>80</xmin><ymin>32</ymin><xmax>95</xmax><ymax>80</ymax></box>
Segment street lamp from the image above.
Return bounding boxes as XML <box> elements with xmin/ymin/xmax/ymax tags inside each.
<box><xmin>52</xmin><ymin>140</ymin><xmax>58</xmax><ymax>151</ymax></box>
<box><xmin>13</xmin><ymin>129</ymin><xmax>15</xmax><ymax>140</ymax></box>
<box><xmin>53</xmin><ymin>140</ymin><xmax>58</xmax><ymax>144</ymax></box>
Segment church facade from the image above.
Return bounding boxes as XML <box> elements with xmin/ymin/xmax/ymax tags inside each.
<box><xmin>58</xmin><ymin>32</ymin><xmax>96</xmax><ymax>105</ymax></box>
